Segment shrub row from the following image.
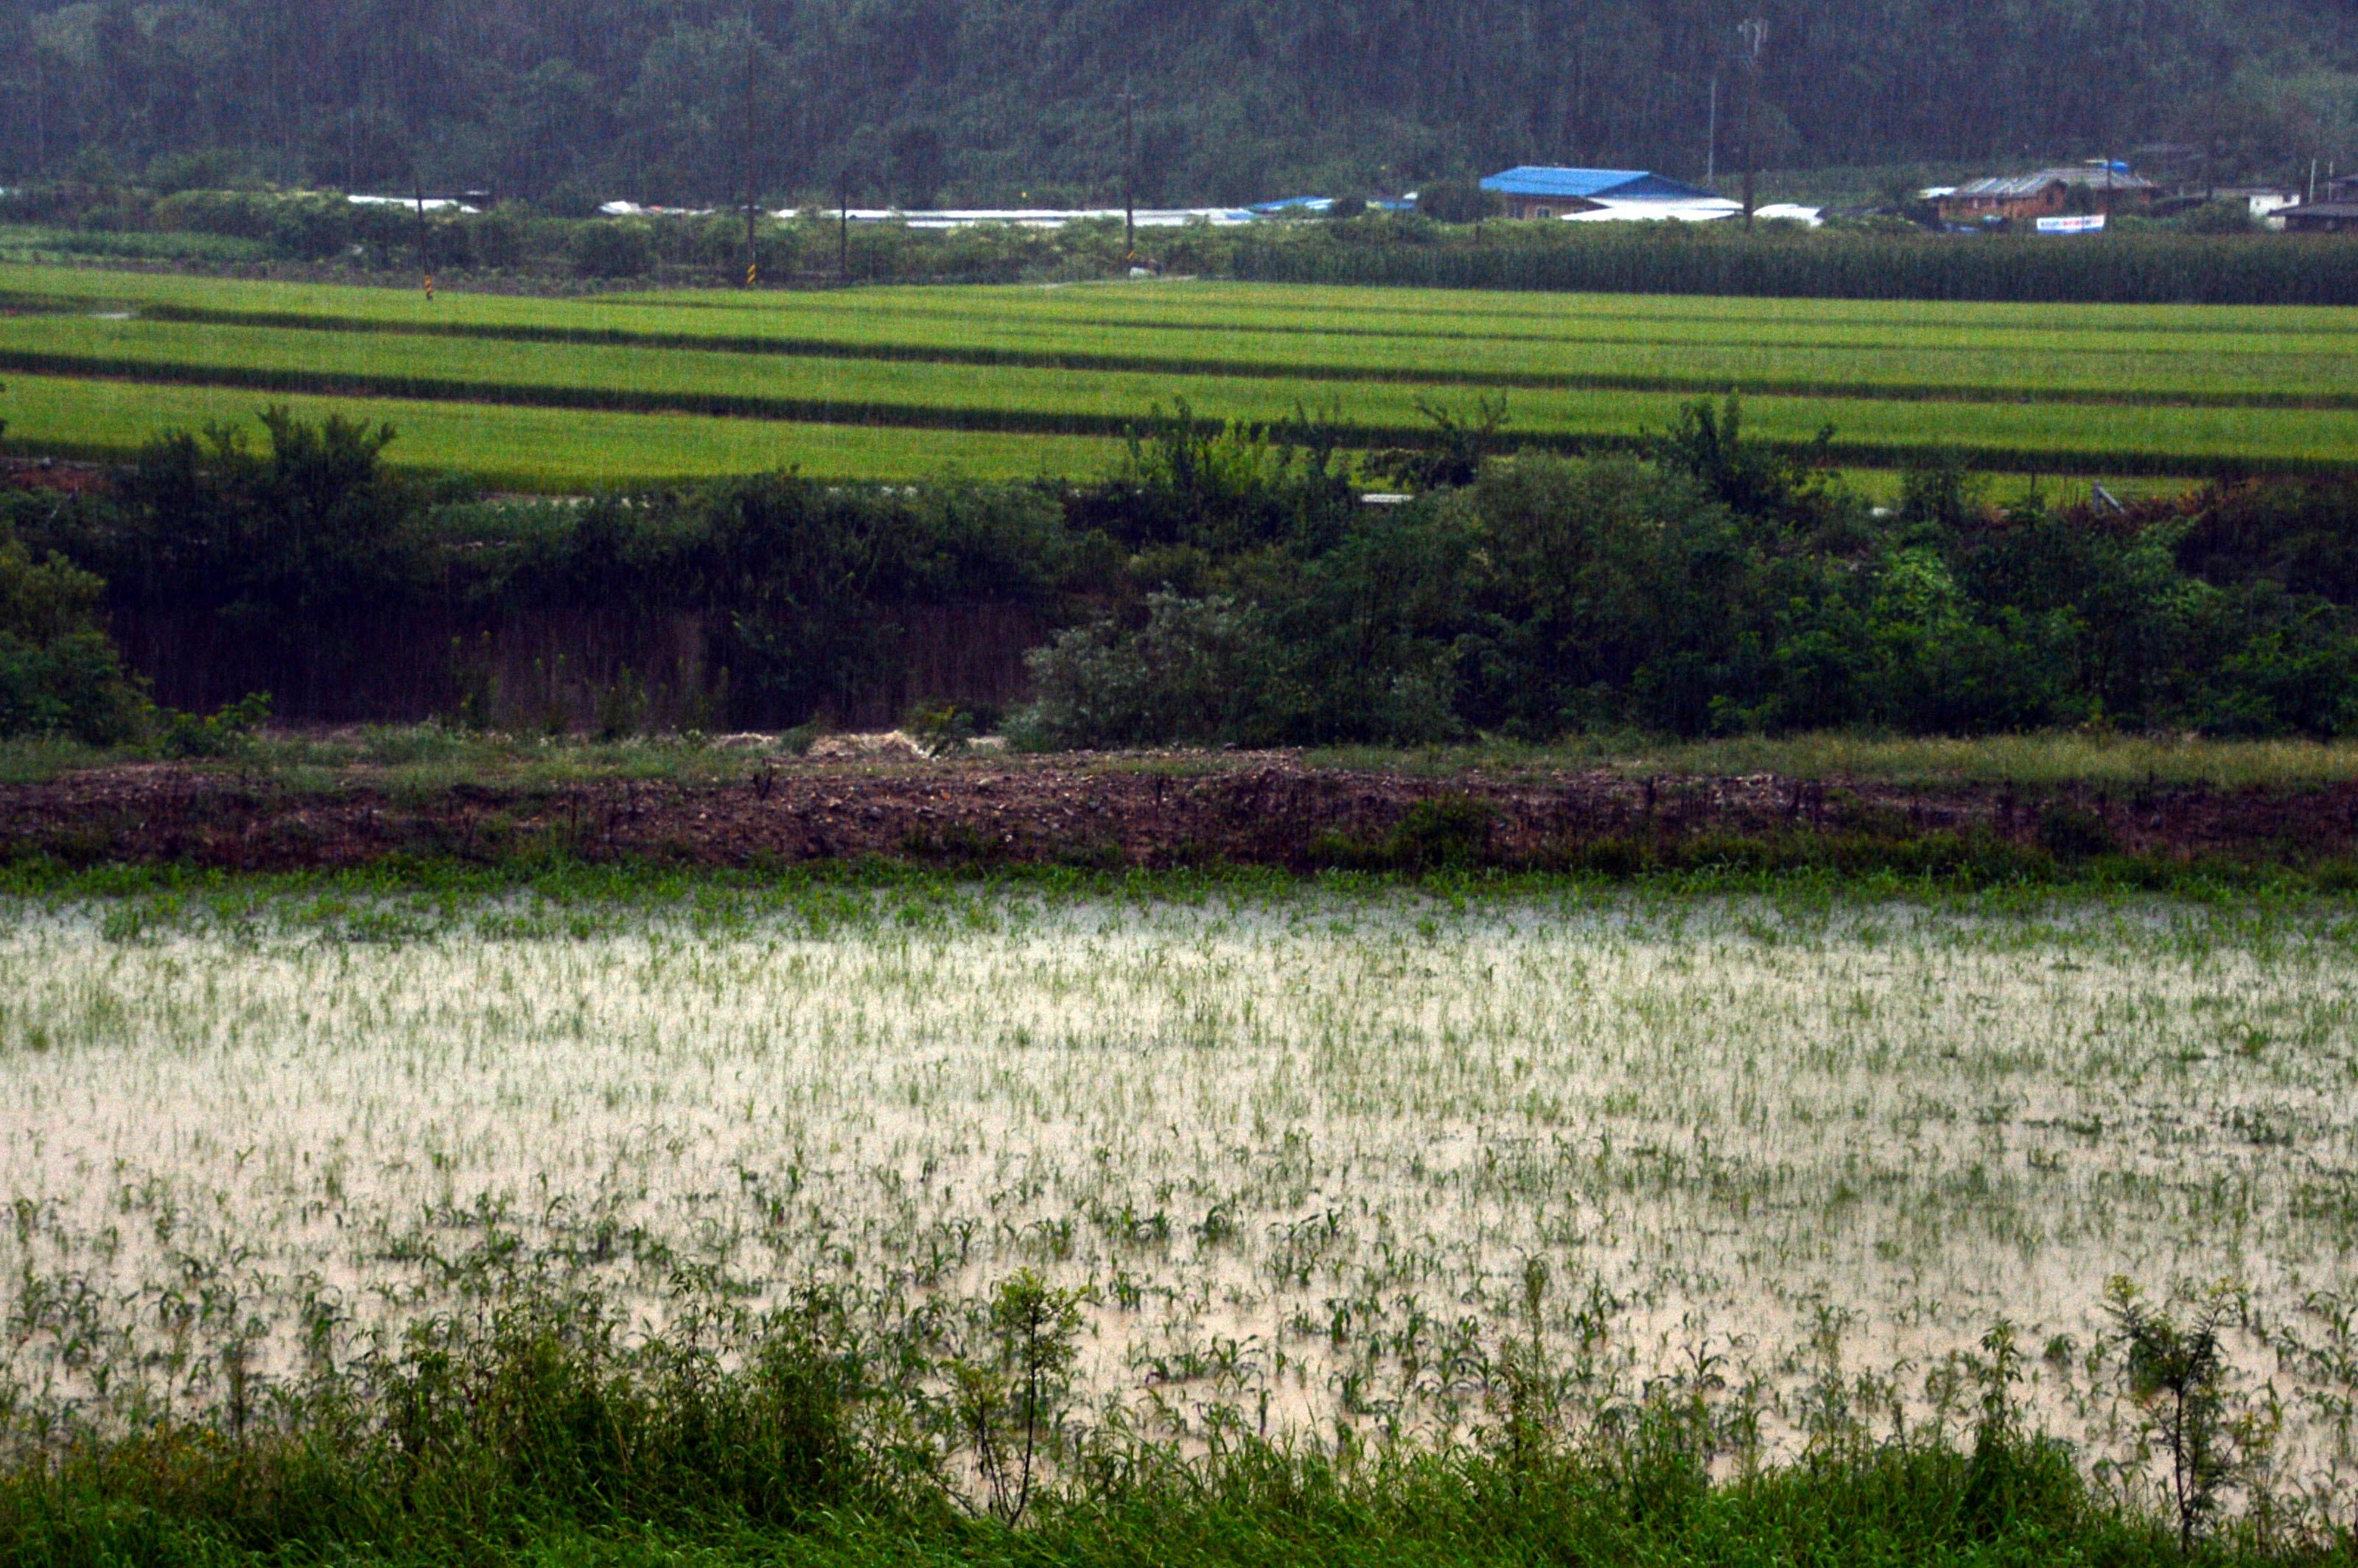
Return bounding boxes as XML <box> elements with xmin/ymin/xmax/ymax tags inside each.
<box><xmin>9</xmin><ymin>399</ymin><xmax>2358</xmax><ymax>743</ymax></box>
<box><xmin>1018</xmin><ymin>402</ymin><xmax>2358</xmax><ymax>743</ymax></box>
<box><xmin>0</xmin><ymin>183</ymin><xmax>1239</xmax><ymax>281</ymax></box>
<box><xmin>1234</xmin><ymin>228</ymin><xmax>2358</xmax><ymax>307</ymax></box>
<box><xmin>24</xmin><ymin>181</ymin><xmax>2358</xmax><ymax>304</ymax></box>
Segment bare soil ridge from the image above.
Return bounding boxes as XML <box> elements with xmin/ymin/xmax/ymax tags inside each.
<box><xmin>4</xmin><ymin>752</ymin><xmax>2352</xmax><ymax>872</ymax></box>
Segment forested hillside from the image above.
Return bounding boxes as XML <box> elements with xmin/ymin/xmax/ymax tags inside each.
<box><xmin>3</xmin><ymin>0</ymin><xmax>2355</xmax><ymax>208</ymax></box>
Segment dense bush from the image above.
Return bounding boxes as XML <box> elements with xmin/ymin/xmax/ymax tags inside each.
<box><xmin>678</xmin><ymin>474</ymin><xmax>1077</xmax><ymax>725</ymax></box>
<box><xmin>91</xmin><ymin>406</ymin><xmax>430</xmax><ymax>635</ymax></box>
<box><xmin>1023</xmin><ymin>592</ymin><xmax>1303</xmax><ymax>746</ymax></box>
<box><xmin>2181</xmin><ymin>200</ymin><xmax>2261</xmax><ymax>234</ymax></box>
<box><xmin>1021</xmin><ymin>399</ymin><xmax>2358</xmax><ymax>745</ymax></box>
<box><xmin>146</xmin><ymin>187</ymin><xmax>281</xmax><ymax>239</ymax></box>
<box><xmin>0</xmin><ymin>532</ymin><xmax>145</xmax><ymax>742</ymax></box>
<box><xmin>1416</xmin><ymin>180</ymin><xmax>1502</xmax><ymax>223</ymax></box>
<box><xmin>567</xmin><ymin>218</ymin><xmax>658</xmax><ymax>278</ymax></box>
<box><xmin>15</xmin><ymin>403</ymin><xmax>2358</xmax><ymax>743</ymax></box>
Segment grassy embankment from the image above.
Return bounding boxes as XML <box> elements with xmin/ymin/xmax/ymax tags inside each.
<box><xmin>13</xmin><ymin>726</ymin><xmax>2358</xmax><ymax>792</ymax></box>
<box><xmin>2</xmin><ymin>262</ymin><xmax>2352</xmax><ymax>489</ymax></box>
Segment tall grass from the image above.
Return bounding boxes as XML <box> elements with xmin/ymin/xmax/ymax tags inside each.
<box><xmin>0</xmin><ymin>1284</ymin><xmax>2306</xmax><ymax>1568</ymax></box>
<box><xmin>1307</xmin><ymin>732</ymin><xmax>2358</xmax><ymax>790</ymax></box>
<box><xmin>12</xmin><ymin>726</ymin><xmax>2358</xmax><ymax>797</ymax></box>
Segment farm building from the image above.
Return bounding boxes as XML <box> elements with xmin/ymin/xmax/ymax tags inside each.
<box><xmin>2147</xmin><ymin>184</ymin><xmax>2303</xmax><ymax>225</ymax></box>
<box><xmin>2281</xmin><ymin>201</ymin><xmax>2358</xmax><ymax>234</ymax></box>
<box><xmin>2206</xmin><ymin>185</ymin><xmax>2302</xmax><ymax>221</ymax></box>
<box><xmin>1479</xmin><ymin>167</ymin><xmax>1726</xmax><ymax>220</ymax></box>
<box><xmin>1934</xmin><ymin>165</ymin><xmax>2158</xmax><ymax>225</ymax></box>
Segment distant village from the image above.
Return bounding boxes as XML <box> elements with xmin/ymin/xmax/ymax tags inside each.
<box><xmin>564</xmin><ymin>154</ymin><xmax>2358</xmax><ymax>235</ymax></box>
<box><xmin>1484</xmin><ymin>161</ymin><xmax>2351</xmax><ymax>234</ymax></box>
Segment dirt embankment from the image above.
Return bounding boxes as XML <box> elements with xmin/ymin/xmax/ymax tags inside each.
<box><xmin>1</xmin><ymin>455</ymin><xmax>111</xmax><ymax>495</ymax></box>
<box><xmin>4</xmin><ymin>754</ymin><xmax>2354</xmax><ymax>873</ymax></box>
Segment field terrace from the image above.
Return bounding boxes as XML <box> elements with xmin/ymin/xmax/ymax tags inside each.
<box><xmin>2</xmin><ymin>263</ymin><xmax>2354</xmax><ymax>491</ymax></box>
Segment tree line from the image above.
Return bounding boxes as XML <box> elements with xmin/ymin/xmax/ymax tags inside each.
<box><xmin>2</xmin><ymin>0</ymin><xmax>2354</xmax><ymax>208</ymax></box>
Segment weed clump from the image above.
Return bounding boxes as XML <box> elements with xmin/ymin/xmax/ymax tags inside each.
<box><xmin>2039</xmin><ymin>801</ymin><xmax>2119</xmax><ymax>861</ymax></box>
<box><xmin>1312</xmin><ymin>793</ymin><xmax>1498</xmax><ymax>869</ymax></box>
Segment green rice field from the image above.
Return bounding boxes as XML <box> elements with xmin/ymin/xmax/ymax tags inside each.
<box><xmin>1</xmin><ymin>260</ymin><xmax>2352</xmax><ymax>489</ymax></box>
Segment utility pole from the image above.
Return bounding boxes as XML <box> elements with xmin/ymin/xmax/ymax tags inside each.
<box><xmin>1735</xmin><ymin>18</ymin><xmax>1767</xmax><ymax>228</ymax></box>
<box><xmin>839</xmin><ymin>169</ymin><xmax>851</xmax><ymax>281</ymax></box>
<box><xmin>1119</xmin><ymin>77</ymin><xmax>1136</xmax><ymax>259</ymax></box>
<box><xmin>1706</xmin><ymin>72</ymin><xmax>1718</xmax><ymax>186</ymax></box>
<box><xmin>741</xmin><ymin>13</ymin><xmax>760</xmax><ymax>287</ymax></box>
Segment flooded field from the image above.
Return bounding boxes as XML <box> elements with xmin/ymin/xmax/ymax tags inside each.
<box><xmin>3</xmin><ymin>887</ymin><xmax>2355</xmax><ymax>1516</ymax></box>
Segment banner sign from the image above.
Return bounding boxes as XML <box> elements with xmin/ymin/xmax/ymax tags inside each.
<box><xmin>2035</xmin><ymin>214</ymin><xmax>2107</xmax><ymax>234</ymax></box>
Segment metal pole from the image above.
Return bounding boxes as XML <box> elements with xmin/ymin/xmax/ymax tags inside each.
<box><xmin>839</xmin><ymin>173</ymin><xmax>850</xmax><ymax>280</ymax></box>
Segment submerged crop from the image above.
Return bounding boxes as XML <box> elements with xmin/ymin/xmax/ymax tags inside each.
<box><xmin>1</xmin><ymin>886</ymin><xmax>2354</xmax><ymax>1539</ymax></box>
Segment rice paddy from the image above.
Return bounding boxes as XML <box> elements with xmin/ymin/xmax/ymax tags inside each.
<box><xmin>6</xmin><ymin>881</ymin><xmax>2356</xmax><ymax>1530</ymax></box>
<box><xmin>4</xmin><ymin>261</ymin><xmax>2354</xmax><ymax>488</ymax></box>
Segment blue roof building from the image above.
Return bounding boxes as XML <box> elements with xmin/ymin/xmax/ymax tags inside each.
<box><xmin>1480</xmin><ymin>167</ymin><xmax>1722</xmax><ymax>218</ymax></box>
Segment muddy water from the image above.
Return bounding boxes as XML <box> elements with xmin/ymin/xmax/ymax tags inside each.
<box><xmin>1</xmin><ymin>894</ymin><xmax>2353</xmax><ymax>1504</ymax></box>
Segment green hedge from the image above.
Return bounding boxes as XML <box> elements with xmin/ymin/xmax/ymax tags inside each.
<box><xmin>1234</xmin><ymin>229</ymin><xmax>2358</xmax><ymax>306</ymax></box>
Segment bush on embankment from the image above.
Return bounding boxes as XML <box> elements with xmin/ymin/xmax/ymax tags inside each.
<box><xmin>0</xmin><ymin>480</ymin><xmax>147</xmax><ymax>743</ymax></box>
<box><xmin>1018</xmin><ymin>401</ymin><xmax>2358</xmax><ymax>746</ymax></box>
<box><xmin>9</xmin><ymin>399</ymin><xmax>2358</xmax><ymax>743</ymax></box>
